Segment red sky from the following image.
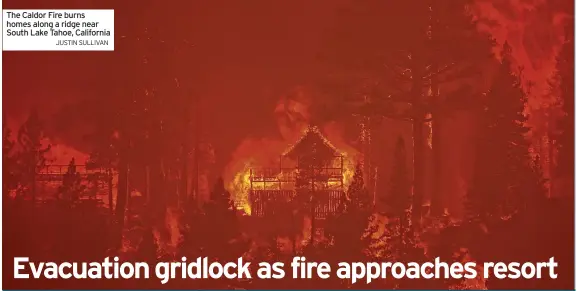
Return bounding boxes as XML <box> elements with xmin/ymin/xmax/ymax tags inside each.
<box><xmin>2</xmin><ymin>0</ymin><xmax>572</xmax><ymax>169</ymax></box>
<box><xmin>3</xmin><ymin>0</ymin><xmax>349</xmax><ymax>158</ymax></box>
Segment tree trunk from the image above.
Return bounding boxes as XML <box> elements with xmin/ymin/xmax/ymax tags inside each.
<box><xmin>31</xmin><ymin>171</ymin><xmax>36</xmax><ymax>202</ymax></box>
<box><xmin>191</xmin><ymin>147</ymin><xmax>199</xmax><ymax>204</ymax></box>
<box><xmin>143</xmin><ymin>161</ymin><xmax>167</xmax><ymax>243</ymax></box>
<box><xmin>362</xmin><ymin>117</ymin><xmax>374</xmax><ymax>204</ymax></box>
<box><xmin>430</xmin><ymin>61</ymin><xmax>444</xmax><ymax>216</ymax></box>
<box><xmin>150</xmin><ymin>159</ymin><xmax>167</xmax><ymax>223</ymax></box>
<box><xmin>115</xmin><ymin>160</ymin><xmax>129</xmax><ymax>226</ymax></box>
<box><xmin>412</xmin><ymin>118</ymin><xmax>425</xmax><ymax>227</ymax></box>
<box><xmin>180</xmin><ymin>95</ymin><xmax>191</xmax><ymax>207</ymax></box>
<box><xmin>180</xmin><ymin>148</ymin><xmax>189</xmax><ymax>207</ymax></box>
<box><xmin>31</xmin><ymin>153</ymin><xmax>37</xmax><ymax>202</ymax></box>
<box><xmin>292</xmin><ymin>206</ymin><xmax>298</xmax><ymax>256</ymax></box>
<box><xmin>310</xmin><ymin>197</ymin><xmax>316</xmax><ymax>246</ymax></box>
<box><xmin>108</xmin><ymin>170</ymin><xmax>114</xmax><ymax>214</ymax></box>
<box><xmin>145</xmin><ymin>165</ymin><xmax>150</xmax><ymax>205</ymax></box>
<box><xmin>189</xmin><ymin>94</ymin><xmax>201</xmax><ymax>204</ymax></box>
<box><xmin>399</xmin><ymin>212</ymin><xmax>405</xmax><ymax>248</ymax></box>
<box><xmin>411</xmin><ymin>60</ymin><xmax>425</xmax><ymax>228</ymax></box>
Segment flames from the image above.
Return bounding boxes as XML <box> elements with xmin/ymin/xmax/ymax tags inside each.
<box><xmin>228</xmin><ymin>130</ymin><xmax>359</xmax><ymax>216</ymax></box>
<box><xmin>224</xmin><ymin>87</ymin><xmax>360</xmax><ymax>216</ymax></box>
<box><xmin>231</xmin><ymin>161</ymin><xmax>254</xmax><ymax>215</ymax></box>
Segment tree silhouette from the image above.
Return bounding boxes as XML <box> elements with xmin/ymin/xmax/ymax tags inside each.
<box><xmin>466</xmin><ymin>43</ymin><xmax>532</xmax><ymax>222</ymax></box>
<box><xmin>58</xmin><ymin>158</ymin><xmax>85</xmax><ymax>202</ymax></box>
<box><xmin>321</xmin><ymin>0</ymin><xmax>494</xmax><ymax>225</ymax></box>
<box><xmin>380</xmin><ymin>137</ymin><xmax>431</xmax><ymax>289</ymax></box>
<box><xmin>384</xmin><ymin>137</ymin><xmax>412</xmax><ymax>247</ymax></box>
<box><xmin>181</xmin><ymin>177</ymin><xmax>245</xmax><ymax>262</ymax></box>
<box><xmin>137</xmin><ymin>227</ymin><xmax>159</xmax><ymax>265</ymax></box>
<box><xmin>521</xmin><ymin>155</ymin><xmax>548</xmax><ymax>211</ymax></box>
<box><xmin>3</xmin><ymin>115</ymin><xmax>18</xmax><ymax>198</ymax></box>
<box><xmin>554</xmin><ymin>21</ymin><xmax>574</xmax><ymax>180</ymax></box>
<box><xmin>177</xmin><ymin>201</ymin><xmax>203</xmax><ymax>258</ymax></box>
<box><xmin>16</xmin><ymin>109</ymin><xmax>51</xmax><ymax>201</ymax></box>
<box><xmin>325</xmin><ymin>163</ymin><xmax>376</xmax><ymax>265</ymax></box>
<box><xmin>347</xmin><ymin>162</ymin><xmax>373</xmax><ymax>211</ymax></box>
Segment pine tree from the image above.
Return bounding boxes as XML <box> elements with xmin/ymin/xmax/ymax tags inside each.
<box><xmin>321</xmin><ymin>0</ymin><xmax>494</xmax><ymax>224</ymax></box>
<box><xmin>196</xmin><ymin>177</ymin><xmax>244</xmax><ymax>261</ymax></box>
<box><xmin>520</xmin><ymin>155</ymin><xmax>548</xmax><ymax>212</ymax></box>
<box><xmin>177</xmin><ymin>201</ymin><xmax>203</xmax><ymax>258</ymax></box>
<box><xmin>17</xmin><ymin>109</ymin><xmax>51</xmax><ymax>201</ymax></box>
<box><xmin>3</xmin><ymin>115</ymin><xmax>18</xmax><ymax>198</ymax></box>
<box><xmin>137</xmin><ymin>227</ymin><xmax>159</xmax><ymax>265</ymax></box>
<box><xmin>325</xmin><ymin>164</ymin><xmax>376</xmax><ymax>262</ymax></box>
<box><xmin>384</xmin><ymin>137</ymin><xmax>412</xmax><ymax>249</ymax></box>
<box><xmin>58</xmin><ymin>158</ymin><xmax>85</xmax><ymax>202</ymax></box>
<box><xmin>466</xmin><ymin>43</ymin><xmax>532</xmax><ymax>222</ymax></box>
<box><xmin>348</xmin><ymin>162</ymin><xmax>372</xmax><ymax>211</ymax></box>
<box><xmin>555</xmin><ymin>22</ymin><xmax>574</xmax><ymax>180</ymax></box>
<box><xmin>381</xmin><ymin>137</ymin><xmax>432</xmax><ymax>288</ymax></box>
<box><xmin>428</xmin><ymin>0</ymin><xmax>495</xmax><ymax>216</ymax></box>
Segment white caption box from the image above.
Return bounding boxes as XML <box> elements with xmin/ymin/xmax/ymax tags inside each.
<box><xmin>2</xmin><ymin>9</ymin><xmax>114</xmax><ymax>51</ymax></box>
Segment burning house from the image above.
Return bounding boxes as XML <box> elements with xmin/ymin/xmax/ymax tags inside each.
<box><xmin>247</xmin><ymin>125</ymin><xmax>352</xmax><ymax>220</ymax></box>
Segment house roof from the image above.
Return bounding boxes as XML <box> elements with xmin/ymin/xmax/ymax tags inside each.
<box><xmin>282</xmin><ymin>125</ymin><xmax>340</xmax><ymax>159</ymax></box>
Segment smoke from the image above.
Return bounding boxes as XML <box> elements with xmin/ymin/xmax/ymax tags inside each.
<box><xmin>473</xmin><ymin>0</ymin><xmax>571</xmax><ymax>195</ymax></box>
<box><xmin>474</xmin><ymin>0</ymin><xmax>570</xmax><ymax>108</ymax></box>
<box><xmin>274</xmin><ymin>86</ymin><xmax>312</xmax><ymax>141</ymax></box>
<box><xmin>223</xmin><ymin>87</ymin><xmax>313</xmax><ymax>208</ymax></box>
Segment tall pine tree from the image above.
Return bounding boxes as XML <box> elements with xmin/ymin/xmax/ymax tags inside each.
<box><xmin>555</xmin><ymin>21</ymin><xmax>574</xmax><ymax>181</ymax></box>
<box><xmin>17</xmin><ymin>109</ymin><xmax>51</xmax><ymax>201</ymax></box>
<box><xmin>384</xmin><ymin>137</ymin><xmax>412</xmax><ymax>248</ymax></box>
<box><xmin>382</xmin><ymin>137</ymin><xmax>437</xmax><ymax>289</ymax></box>
<box><xmin>3</xmin><ymin>115</ymin><xmax>17</xmax><ymax>198</ymax></box>
<box><xmin>180</xmin><ymin>177</ymin><xmax>245</xmax><ymax>262</ymax></box>
<box><xmin>466</xmin><ymin>43</ymin><xmax>532</xmax><ymax>222</ymax></box>
<box><xmin>321</xmin><ymin>0</ymin><xmax>494</xmax><ymax>224</ymax></box>
<box><xmin>57</xmin><ymin>158</ymin><xmax>85</xmax><ymax>202</ymax></box>
<box><xmin>325</xmin><ymin>163</ymin><xmax>375</xmax><ymax>262</ymax></box>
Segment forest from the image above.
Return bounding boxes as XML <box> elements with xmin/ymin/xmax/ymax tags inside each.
<box><xmin>3</xmin><ymin>0</ymin><xmax>574</xmax><ymax>289</ymax></box>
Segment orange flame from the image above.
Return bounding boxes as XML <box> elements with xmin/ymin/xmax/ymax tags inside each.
<box><xmin>224</xmin><ymin>88</ymin><xmax>361</xmax><ymax>216</ymax></box>
<box><xmin>228</xmin><ymin>137</ymin><xmax>358</xmax><ymax>216</ymax></box>
<box><xmin>231</xmin><ymin>161</ymin><xmax>254</xmax><ymax>215</ymax></box>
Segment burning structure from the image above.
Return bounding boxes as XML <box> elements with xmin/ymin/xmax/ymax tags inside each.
<box><xmin>247</xmin><ymin>125</ymin><xmax>350</xmax><ymax>220</ymax></box>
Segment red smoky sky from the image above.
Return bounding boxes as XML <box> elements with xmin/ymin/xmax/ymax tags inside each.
<box><xmin>2</xmin><ymin>0</ymin><xmax>572</xmax><ymax>173</ymax></box>
<box><xmin>3</xmin><ymin>0</ymin><xmax>350</xmax><ymax>160</ymax></box>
